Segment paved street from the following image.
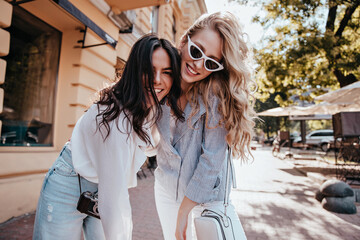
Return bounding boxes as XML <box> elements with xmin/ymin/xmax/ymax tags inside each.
<box><xmin>130</xmin><ymin>169</ymin><xmax>163</xmax><ymax>240</ymax></box>
<box><xmin>1</xmin><ymin>147</ymin><xmax>359</xmax><ymax>239</ymax></box>
<box><xmin>231</xmin><ymin>147</ymin><xmax>360</xmax><ymax>240</ymax></box>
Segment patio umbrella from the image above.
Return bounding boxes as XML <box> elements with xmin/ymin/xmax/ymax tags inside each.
<box><xmin>257</xmin><ymin>106</ymin><xmax>305</xmax><ymax>117</ymax></box>
<box><xmin>258</xmin><ymin>102</ymin><xmax>360</xmax><ymax>145</ymax></box>
<box><xmin>315</xmin><ymin>81</ymin><xmax>360</xmax><ymax>104</ymax></box>
<box><xmin>298</xmin><ymin>103</ymin><xmax>360</xmax><ymax>115</ymax></box>
<box><xmin>258</xmin><ymin>106</ymin><xmax>306</xmax><ymax>148</ymax></box>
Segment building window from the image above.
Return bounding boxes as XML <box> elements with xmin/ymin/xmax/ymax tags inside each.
<box><xmin>151</xmin><ymin>6</ymin><xmax>159</xmax><ymax>33</ymax></box>
<box><xmin>115</xmin><ymin>57</ymin><xmax>126</xmax><ymax>80</ymax></box>
<box><xmin>0</xmin><ymin>6</ymin><xmax>61</xmax><ymax>147</ymax></box>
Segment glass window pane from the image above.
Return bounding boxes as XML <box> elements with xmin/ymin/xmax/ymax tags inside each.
<box><xmin>0</xmin><ymin>6</ymin><xmax>61</xmax><ymax>147</ymax></box>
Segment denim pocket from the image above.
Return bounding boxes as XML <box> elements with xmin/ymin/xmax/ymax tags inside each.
<box><xmin>213</xmin><ymin>177</ymin><xmax>221</xmax><ymax>189</ymax></box>
<box><xmin>52</xmin><ymin>156</ymin><xmax>77</xmax><ymax>177</ymax></box>
<box><xmin>41</xmin><ymin>168</ymin><xmax>55</xmax><ymax>192</ymax></box>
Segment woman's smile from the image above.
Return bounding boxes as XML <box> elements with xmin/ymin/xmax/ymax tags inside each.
<box><xmin>186</xmin><ymin>63</ymin><xmax>199</xmax><ymax>76</ymax></box>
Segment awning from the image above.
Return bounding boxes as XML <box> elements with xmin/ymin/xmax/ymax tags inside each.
<box><xmin>54</xmin><ymin>0</ymin><xmax>117</xmax><ymax>48</ymax></box>
<box><xmin>105</xmin><ymin>0</ymin><xmax>169</xmax><ymax>12</ymax></box>
<box><xmin>52</xmin><ymin>0</ymin><xmax>171</xmax><ymax>49</ymax></box>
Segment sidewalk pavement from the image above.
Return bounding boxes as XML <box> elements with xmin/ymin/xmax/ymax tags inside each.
<box><xmin>232</xmin><ymin>144</ymin><xmax>360</xmax><ymax>240</ymax></box>
<box><xmin>263</xmin><ymin>145</ymin><xmax>339</xmax><ymax>185</ymax></box>
<box><xmin>1</xmin><ymin>146</ymin><xmax>359</xmax><ymax>240</ymax></box>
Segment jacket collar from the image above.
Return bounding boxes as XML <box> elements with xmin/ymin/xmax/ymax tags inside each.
<box><xmin>172</xmin><ymin>96</ymin><xmax>206</xmax><ymax>145</ymax></box>
<box><xmin>157</xmin><ymin>96</ymin><xmax>206</xmax><ymax>149</ymax></box>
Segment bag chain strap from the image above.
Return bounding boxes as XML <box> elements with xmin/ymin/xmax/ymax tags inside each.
<box><xmin>223</xmin><ymin>145</ymin><xmax>236</xmax><ymax>217</ymax></box>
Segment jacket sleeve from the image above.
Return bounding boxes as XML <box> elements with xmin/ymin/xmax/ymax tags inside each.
<box><xmin>184</xmin><ymin>96</ymin><xmax>228</xmax><ymax>203</ymax></box>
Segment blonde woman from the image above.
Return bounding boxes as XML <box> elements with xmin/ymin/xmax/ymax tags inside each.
<box><xmin>154</xmin><ymin>11</ymin><xmax>256</xmax><ymax>240</ymax></box>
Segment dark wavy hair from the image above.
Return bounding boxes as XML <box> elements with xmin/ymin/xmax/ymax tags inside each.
<box><xmin>96</xmin><ymin>34</ymin><xmax>183</xmax><ymax>144</ymax></box>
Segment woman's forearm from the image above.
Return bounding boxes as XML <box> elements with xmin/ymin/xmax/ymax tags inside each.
<box><xmin>175</xmin><ymin>196</ymin><xmax>198</xmax><ymax>239</ymax></box>
<box><xmin>178</xmin><ymin>196</ymin><xmax>198</xmax><ymax>216</ymax></box>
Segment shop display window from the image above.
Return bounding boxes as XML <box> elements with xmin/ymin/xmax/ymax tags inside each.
<box><xmin>0</xmin><ymin>6</ymin><xmax>61</xmax><ymax>147</ymax></box>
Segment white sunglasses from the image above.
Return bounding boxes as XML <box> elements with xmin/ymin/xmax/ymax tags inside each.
<box><xmin>187</xmin><ymin>35</ymin><xmax>224</xmax><ymax>72</ymax></box>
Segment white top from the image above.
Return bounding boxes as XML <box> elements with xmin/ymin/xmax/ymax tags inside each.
<box><xmin>70</xmin><ymin>104</ymin><xmax>156</xmax><ymax>240</ymax></box>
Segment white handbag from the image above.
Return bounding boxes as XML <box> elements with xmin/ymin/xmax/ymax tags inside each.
<box><xmin>194</xmin><ymin>146</ymin><xmax>246</xmax><ymax>240</ymax></box>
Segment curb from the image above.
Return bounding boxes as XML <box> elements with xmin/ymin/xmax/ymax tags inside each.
<box><xmin>301</xmin><ymin>171</ymin><xmax>329</xmax><ymax>185</ymax></box>
<box><xmin>281</xmin><ymin>158</ymin><xmax>333</xmax><ymax>185</ymax></box>
<box><xmin>291</xmin><ymin>165</ymin><xmax>329</xmax><ymax>185</ymax></box>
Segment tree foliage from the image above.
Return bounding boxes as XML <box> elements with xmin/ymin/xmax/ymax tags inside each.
<box><xmin>254</xmin><ymin>93</ymin><xmax>279</xmax><ymax>137</ymax></box>
<box><xmin>236</xmin><ymin>0</ymin><xmax>360</xmax><ymax>106</ymax></box>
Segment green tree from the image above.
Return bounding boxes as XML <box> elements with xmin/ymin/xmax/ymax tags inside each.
<box><xmin>237</xmin><ymin>0</ymin><xmax>360</xmax><ymax>105</ymax></box>
<box><xmin>255</xmin><ymin>93</ymin><xmax>283</xmax><ymax>138</ymax></box>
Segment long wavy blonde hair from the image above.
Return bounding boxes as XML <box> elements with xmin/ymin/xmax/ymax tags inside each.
<box><xmin>181</xmin><ymin>11</ymin><xmax>257</xmax><ymax>160</ymax></box>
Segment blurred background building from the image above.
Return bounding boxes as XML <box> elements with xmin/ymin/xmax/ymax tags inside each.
<box><xmin>0</xmin><ymin>0</ymin><xmax>206</xmax><ymax>222</ymax></box>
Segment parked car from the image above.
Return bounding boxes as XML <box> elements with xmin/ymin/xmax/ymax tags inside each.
<box><xmin>294</xmin><ymin>129</ymin><xmax>334</xmax><ymax>151</ymax></box>
<box><xmin>290</xmin><ymin>132</ymin><xmax>300</xmax><ymax>141</ymax></box>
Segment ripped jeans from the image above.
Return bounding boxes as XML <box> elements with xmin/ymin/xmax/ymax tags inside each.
<box><xmin>32</xmin><ymin>144</ymin><xmax>105</xmax><ymax>240</ymax></box>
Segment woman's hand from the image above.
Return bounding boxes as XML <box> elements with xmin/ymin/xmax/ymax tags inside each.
<box><xmin>175</xmin><ymin>196</ymin><xmax>198</xmax><ymax>240</ymax></box>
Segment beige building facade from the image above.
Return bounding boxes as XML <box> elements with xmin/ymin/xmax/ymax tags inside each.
<box><xmin>0</xmin><ymin>0</ymin><xmax>206</xmax><ymax>222</ymax></box>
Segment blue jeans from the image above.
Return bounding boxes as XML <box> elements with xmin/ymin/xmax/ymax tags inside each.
<box><xmin>33</xmin><ymin>144</ymin><xmax>105</xmax><ymax>240</ymax></box>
